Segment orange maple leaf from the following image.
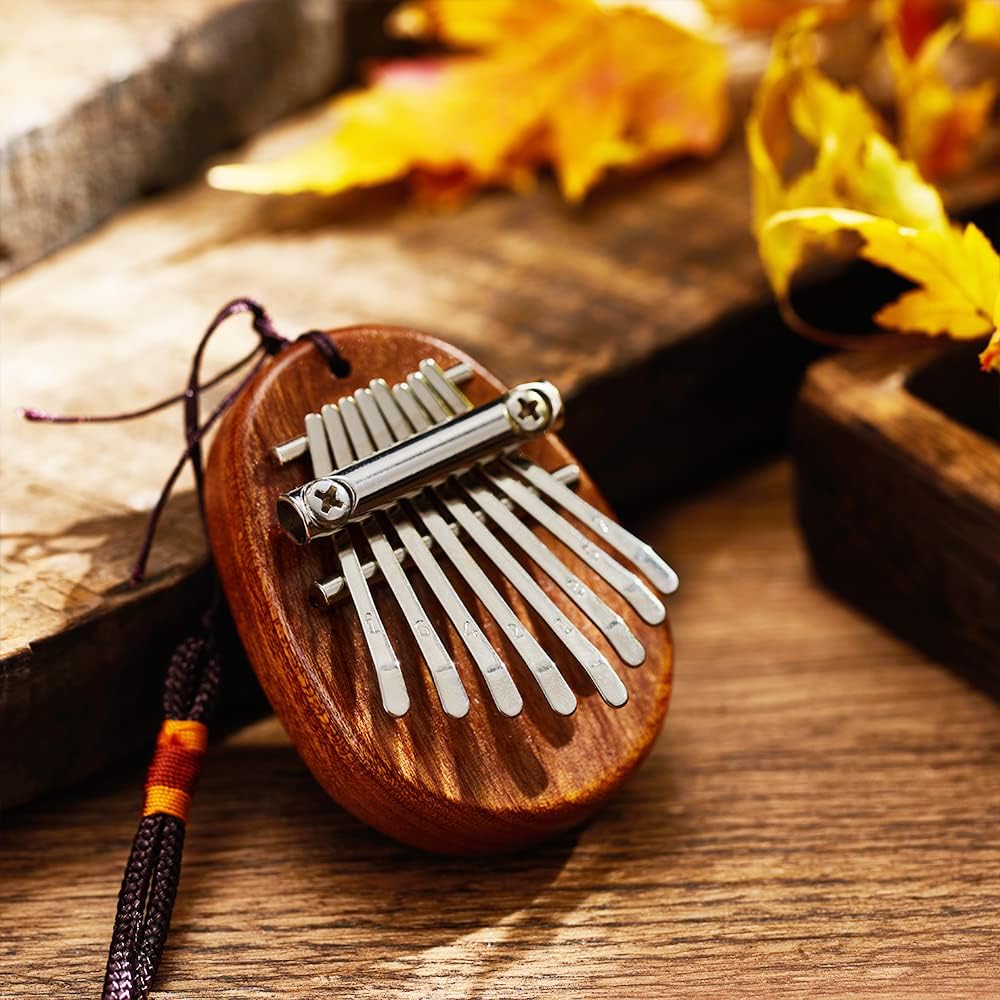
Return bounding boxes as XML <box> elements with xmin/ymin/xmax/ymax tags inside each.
<box><xmin>208</xmin><ymin>0</ymin><xmax>729</xmax><ymax>204</ymax></box>
<box><xmin>887</xmin><ymin>0</ymin><xmax>998</xmax><ymax>180</ymax></box>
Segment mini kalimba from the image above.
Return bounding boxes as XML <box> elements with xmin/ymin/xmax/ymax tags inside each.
<box><xmin>205</xmin><ymin>325</ymin><xmax>677</xmax><ymax>852</ymax></box>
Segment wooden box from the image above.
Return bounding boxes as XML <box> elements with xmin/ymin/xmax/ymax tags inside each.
<box><xmin>793</xmin><ymin>344</ymin><xmax>1000</xmax><ymax>695</ymax></box>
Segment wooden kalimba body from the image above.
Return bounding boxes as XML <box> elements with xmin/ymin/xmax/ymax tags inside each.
<box><xmin>205</xmin><ymin>326</ymin><xmax>676</xmax><ymax>853</ymax></box>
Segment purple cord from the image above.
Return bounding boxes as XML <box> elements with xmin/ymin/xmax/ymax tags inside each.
<box><xmin>22</xmin><ymin>298</ymin><xmax>349</xmax><ymax>584</ymax></box>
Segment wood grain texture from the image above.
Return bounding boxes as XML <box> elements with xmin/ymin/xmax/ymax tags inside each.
<box><xmin>3</xmin><ymin>462</ymin><xmax>998</xmax><ymax>998</ymax></box>
<box><xmin>794</xmin><ymin>344</ymin><xmax>1000</xmax><ymax>694</ymax></box>
<box><xmin>0</xmin><ymin>122</ymin><xmax>775</xmax><ymax>809</ymax></box>
<box><xmin>3</xmin><ymin>79</ymin><xmax>997</xmax><ymax>804</ymax></box>
<box><xmin>0</xmin><ymin>0</ymin><xmax>344</xmax><ymax>275</ymax></box>
<box><xmin>205</xmin><ymin>327</ymin><xmax>673</xmax><ymax>852</ymax></box>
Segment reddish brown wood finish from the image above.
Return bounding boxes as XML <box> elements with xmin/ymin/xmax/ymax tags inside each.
<box><xmin>204</xmin><ymin>326</ymin><xmax>674</xmax><ymax>853</ymax></box>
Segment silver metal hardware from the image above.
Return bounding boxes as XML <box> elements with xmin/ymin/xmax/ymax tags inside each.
<box><xmin>416</xmin><ymin>359</ymin><xmax>673</xmax><ymax>613</ymax></box>
<box><xmin>381</xmin><ymin>378</ymin><xmax>627</xmax><ymax>708</ymax></box>
<box><xmin>270</xmin><ymin>361</ymin><xmax>475</xmax><ymax>465</ymax></box>
<box><xmin>268</xmin><ymin>354</ymin><xmax>678</xmax><ymax>719</ymax></box>
<box><xmin>278</xmin><ymin>380</ymin><xmax>564</xmax><ymax>544</ymax></box>
<box><xmin>300</xmin><ymin>478</ymin><xmax>351</xmax><ymax>528</ymax></box>
<box><xmin>304</xmin><ymin>411</ymin><xmax>409</xmax><ymax>717</ymax></box>
<box><xmin>310</xmin><ymin>462</ymin><xmax>581</xmax><ymax>604</ymax></box>
<box><xmin>383</xmin><ymin>383</ymin><xmax>579</xmax><ymax>715</ymax></box>
<box><xmin>332</xmin><ymin>397</ymin><xmax>470</xmax><ymax>718</ymax></box>
<box><xmin>506</xmin><ymin>388</ymin><xmax>551</xmax><ymax>433</ymax></box>
<box><xmin>507</xmin><ymin>454</ymin><xmax>679</xmax><ymax>595</ymax></box>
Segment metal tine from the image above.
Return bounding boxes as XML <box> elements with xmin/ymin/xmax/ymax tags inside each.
<box><xmin>355</xmin><ymin>387</ymin><xmax>523</xmax><ymax>717</ymax></box>
<box><xmin>353</xmin><ymin>387</ymin><xmax>524</xmax><ymax>718</ymax></box>
<box><xmin>312</xmin><ymin>463</ymin><xmax>582</xmax><ymax>605</ymax></box>
<box><xmin>373</xmin><ymin>381</ymin><xmax>577</xmax><ymax>716</ymax></box>
<box><xmin>406</xmin><ymin>373</ymin><xmax>646</xmax><ymax>667</ymax></box>
<box><xmin>419</xmin><ymin>360</ymin><xmax>666</xmax><ymax>627</ymax></box>
<box><xmin>512</xmin><ymin>456</ymin><xmax>679</xmax><ymax>594</ymax></box>
<box><xmin>487</xmin><ymin>470</ymin><xmax>664</xmax><ymax>624</ymax></box>
<box><xmin>334</xmin><ymin>397</ymin><xmax>469</xmax><ymax>719</ymax></box>
<box><xmin>303</xmin><ymin>413</ymin><xmax>409</xmax><ymax>717</ymax></box>
<box><xmin>418</xmin><ymin>361</ymin><xmax>678</xmax><ymax>596</ymax></box>
<box><xmin>271</xmin><ymin>360</ymin><xmax>475</xmax><ymax>466</ymax></box>
<box><xmin>394</xmin><ymin>382</ymin><xmax>628</xmax><ymax>708</ymax></box>
<box><xmin>460</xmin><ymin>481</ymin><xmax>646</xmax><ymax>665</ymax></box>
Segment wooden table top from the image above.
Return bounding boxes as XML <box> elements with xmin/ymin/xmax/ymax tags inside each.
<box><xmin>3</xmin><ymin>461</ymin><xmax>997</xmax><ymax>999</ymax></box>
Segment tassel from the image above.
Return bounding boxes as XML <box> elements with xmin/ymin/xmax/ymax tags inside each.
<box><xmin>102</xmin><ymin>615</ymin><xmax>220</xmax><ymax>1000</ymax></box>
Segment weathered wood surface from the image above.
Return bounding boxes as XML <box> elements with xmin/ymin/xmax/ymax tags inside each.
<box><xmin>794</xmin><ymin>343</ymin><xmax>1000</xmax><ymax>695</ymax></box>
<box><xmin>4</xmin><ymin>58</ymin><xmax>999</xmax><ymax>806</ymax></box>
<box><xmin>0</xmin><ymin>0</ymin><xmax>344</xmax><ymax>275</ymax></box>
<box><xmin>0</xmin><ymin>106</ymin><xmax>786</xmax><ymax>808</ymax></box>
<box><xmin>205</xmin><ymin>327</ymin><xmax>673</xmax><ymax>853</ymax></box>
<box><xmin>3</xmin><ymin>462</ymin><xmax>998</xmax><ymax>999</ymax></box>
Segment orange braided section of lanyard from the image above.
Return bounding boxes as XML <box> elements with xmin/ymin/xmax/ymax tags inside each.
<box><xmin>142</xmin><ymin>720</ymin><xmax>209</xmax><ymax>823</ymax></box>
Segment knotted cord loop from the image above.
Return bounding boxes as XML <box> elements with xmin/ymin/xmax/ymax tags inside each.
<box><xmin>23</xmin><ymin>298</ymin><xmax>348</xmax><ymax>584</ymax></box>
<box><xmin>301</xmin><ymin>329</ymin><xmax>351</xmax><ymax>377</ymax></box>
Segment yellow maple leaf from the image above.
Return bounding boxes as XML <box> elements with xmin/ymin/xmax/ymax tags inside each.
<box><xmin>749</xmin><ymin>11</ymin><xmax>1000</xmax><ymax>371</ymax></box>
<box><xmin>208</xmin><ymin>0</ymin><xmax>728</xmax><ymax>205</ymax></box>
<box><xmin>964</xmin><ymin>0</ymin><xmax>1000</xmax><ymax>45</ymax></box>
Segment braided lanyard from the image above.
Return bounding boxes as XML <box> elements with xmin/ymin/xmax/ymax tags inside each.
<box><xmin>25</xmin><ymin>299</ymin><xmax>349</xmax><ymax>1000</ymax></box>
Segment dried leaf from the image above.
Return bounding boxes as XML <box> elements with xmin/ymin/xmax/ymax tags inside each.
<box><xmin>893</xmin><ymin>0</ymin><xmax>951</xmax><ymax>56</ymax></box>
<box><xmin>981</xmin><ymin>306</ymin><xmax>1000</xmax><ymax>371</ymax></box>
<box><xmin>749</xmin><ymin>12</ymin><xmax>1000</xmax><ymax>371</ymax></box>
<box><xmin>964</xmin><ymin>0</ymin><xmax>1000</xmax><ymax>45</ymax></box>
<box><xmin>766</xmin><ymin>208</ymin><xmax>999</xmax><ymax>339</ymax></box>
<box><xmin>388</xmin><ymin>0</ymin><xmax>568</xmax><ymax>46</ymax></box>
<box><xmin>748</xmin><ymin>13</ymin><xmax>944</xmax><ymax>292</ymax></box>
<box><xmin>887</xmin><ymin>0</ymin><xmax>997</xmax><ymax>179</ymax></box>
<box><xmin>208</xmin><ymin>0</ymin><xmax>728</xmax><ymax>205</ymax></box>
<box><xmin>699</xmin><ymin>0</ymin><xmax>861</xmax><ymax>31</ymax></box>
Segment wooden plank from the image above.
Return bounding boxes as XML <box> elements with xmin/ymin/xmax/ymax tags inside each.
<box><xmin>793</xmin><ymin>343</ymin><xmax>1000</xmax><ymax>695</ymax></box>
<box><xmin>0</xmin><ymin>0</ymin><xmax>344</xmax><ymax>275</ymax></box>
<box><xmin>4</xmin><ymin>82</ymin><xmax>999</xmax><ymax>805</ymax></box>
<box><xmin>2</xmin><ymin>462</ymin><xmax>998</xmax><ymax>998</ymax></box>
<box><xmin>0</xmin><ymin>104</ymin><xmax>780</xmax><ymax>807</ymax></box>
